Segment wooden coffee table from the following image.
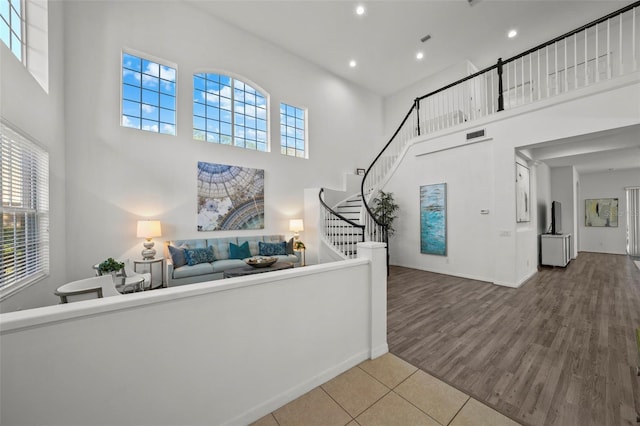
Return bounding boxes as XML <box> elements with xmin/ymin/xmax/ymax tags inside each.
<box><xmin>223</xmin><ymin>262</ymin><xmax>294</xmax><ymax>278</ymax></box>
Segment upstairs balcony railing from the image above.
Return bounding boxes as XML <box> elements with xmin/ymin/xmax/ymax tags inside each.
<box><xmin>361</xmin><ymin>1</ymin><xmax>639</xmax><ymax>245</ymax></box>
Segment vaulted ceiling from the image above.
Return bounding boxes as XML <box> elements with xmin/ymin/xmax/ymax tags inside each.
<box><xmin>187</xmin><ymin>0</ymin><xmax>639</xmax><ymax>173</ymax></box>
<box><xmin>187</xmin><ymin>0</ymin><xmax>633</xmax><ymax>96</ymax></box>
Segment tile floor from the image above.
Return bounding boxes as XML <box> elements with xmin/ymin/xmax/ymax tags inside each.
<box><xmin>251</xmin><ymin>353</ymin><xmax>521</xmax><ymax>426</ymax></box>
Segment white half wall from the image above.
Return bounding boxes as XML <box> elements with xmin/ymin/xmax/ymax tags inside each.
<box><xmin>578</xmin><ymin>168</ymin><xmax>640</xmax><ymax>254</ymax></box>
<box><xmin>0</xmin><ymin>247</ymin><xmax>388</xmax><ymax>426</ymax></box>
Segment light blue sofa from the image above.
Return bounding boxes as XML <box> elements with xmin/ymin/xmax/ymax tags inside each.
<box><xmin>165</xmin><ymin>235</ymin><xmax>299</xmax><ymax>287</ymax></box>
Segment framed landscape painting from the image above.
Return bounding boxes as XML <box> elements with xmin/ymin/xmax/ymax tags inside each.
<box><xmin>585</xmin><ymin>198</ymin><xmax>618</xmax><ymax>227</ymax></box>
<box><xmin>420</xmin><ymin>183</ymin><xmax>447</xmax><ymax>256</ymax></box>
<box><xmin>515</xmin><ymin>162</ymin><xmax>530</xmax><ymax>223</ymax></box>
<box><xmin>197</xmin><ymin>162</ymin><xmax>265</xmax><ymax>231</ymax></box>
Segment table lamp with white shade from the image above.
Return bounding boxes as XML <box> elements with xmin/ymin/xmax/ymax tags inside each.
<box><xmin>136</xmin><ymin>220</ymin><xmax>162</xmax><ymax>260</ymax></box>
<box><xmin>289</xmin><ymin>219</ymin><xmax>304</xmax><ymax>240</ymax></box>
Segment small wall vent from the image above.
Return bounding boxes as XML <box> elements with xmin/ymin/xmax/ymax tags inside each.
<box><xmin>466</xmin><ymin>129</ymin><xmax>486</xmax><ymax>140</ymax></box>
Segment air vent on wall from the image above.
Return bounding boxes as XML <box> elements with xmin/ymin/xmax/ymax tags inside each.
<box><xmin>466</xmin><ymin>129</ymin><xmax>486</xmax><ymax>140</ymax></box>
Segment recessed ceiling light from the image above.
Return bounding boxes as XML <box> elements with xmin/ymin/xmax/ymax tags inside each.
<box><xmin>349</xmin><ymin>59</ymin><xmax>357</xmax><ymax>68</ymax></box>
<box><xmin>508</xmin><ymin>29</ymin><xmax>518</xmax><ymax>38</ymax></box>
<box><xmin>355</xmin><ymin>5</ymin><xmax>365</xmax><ymax>16</ymax></box>
<box><xmin>416</xmin><ymin>52</ymin><xmax>424</xmax><ymax>60</ymax></box>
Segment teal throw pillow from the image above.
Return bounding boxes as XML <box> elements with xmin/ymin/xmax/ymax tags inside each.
<box><xmin>168</xmin><ymin>244</ymin><xmax>188</xmax><ymax>268</ymax></box>
<box><xmin>286</xmin><ymin>238</ymin><xmax>294</xmax><ymax>255</ymax></box>
<box><xmin>259</xmin><ymin>241</ymin><xmax>287</xmax><ymax>256</ymax></box>
<box><xmin>184</xmin><ymin>247</ymin><xmax>215</xmax><ymax>266</ymax></box>
<box><xmin>229</xmin><ymin>241</ymin><xmax>252</xmax><ymax>259</ymax></box>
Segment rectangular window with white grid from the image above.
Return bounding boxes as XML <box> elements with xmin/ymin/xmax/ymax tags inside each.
<box><xmin>122</xmin><ymin>51</ymin><xmax>177</xmax><ymax>135</ymax></box>
<box><xmin>280</xmin><ymin>103</ymin><xmax>306</xmax><ymax>158</ymax></box>
<box><xmin>0</xmin><ymin>0</ymin><xmax>24</xmax><ymax>62</ymax></box>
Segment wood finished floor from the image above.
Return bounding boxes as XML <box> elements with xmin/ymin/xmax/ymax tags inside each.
<box><xmin>388</xmin><ymin>252</ymin><xmax>640</xmax><ymax>426</ymax></box>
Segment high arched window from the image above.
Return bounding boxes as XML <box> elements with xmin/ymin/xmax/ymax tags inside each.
<box><xmin>193</xmin><ymin>73</ymin><xmax>268</xmax><ymax>152</ymax></box>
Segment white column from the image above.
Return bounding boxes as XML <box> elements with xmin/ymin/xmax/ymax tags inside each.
<box><xmin>303</xmin><ymin>188</ymin><xmax>321</xmax><ymax>266</ymax></box>
<box><xmin>357</xmin><ymin>241</ymin><xmax>388</xmax><ymax>359</ymax></box>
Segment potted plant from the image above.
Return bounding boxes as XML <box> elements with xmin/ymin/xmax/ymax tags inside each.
<box><xmin>98</xmin><ymin>257</ymin><xmax>125</xmax><ymax>283</ymax></box>
<box><xmin>371</xmin><ymin>190</ymin><xmax>399</xmax><ymax>239</ymax></box>
<box><xmin>371</xmin><ymin>191</ymin><xmax>399</xmax><ymax>276</ymax></box>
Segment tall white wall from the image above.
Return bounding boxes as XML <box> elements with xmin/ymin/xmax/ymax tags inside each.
<box><xmin>578</xmin><ymin>168</ymin><xmax>640</xmax><ymax>254</ymax></box>
<box><xmin>535</xmin><ymin>162</ymin><xmax>552</xmax><ymax>233</ymax></box>
<box><xmin>388</xmin><ymin>140</ymin><xmax>495</xmax><ymax>282</ymax></box>
<box><xmin>0</xmin><ymin>0</ymin><xmax>385</xmax><ymax>311</ymax></box>
<box><xmin>550</xmin><ymin>166</ymin><xmax>578</xmax><ymax>257</ymax></box>
<box><xmin>0</xmin><ymin>1</ymin><xmax>66</xmax><ymax>312</ymax></box>
<box><xmin>384</xmin><ymin>75</ymin><xmax>640</xmax><ymax>287</ymax></box>
<box><xmin>535</xmin><ymin>162</ymin><xmax>552</xmax><ymax>262</ymax></box>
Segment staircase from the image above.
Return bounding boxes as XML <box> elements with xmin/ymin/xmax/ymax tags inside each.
<box><xmin>319</xmin><ymin>190</ymin><xmax>364</xmax><ymax>259</ymax></box>
<box><xmin>318</xmin><ymin>2</ymin><xmax>638</xmax><ymax>262</ymax></box>
<box><xmin>334</xmin><ymin>194</ymin><xmax>363</xmax><ymax>225</ymax></box>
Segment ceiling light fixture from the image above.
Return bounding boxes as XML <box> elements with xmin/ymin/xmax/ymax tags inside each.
<box><xmin>355</xmin><ymin>5</ymin><xmax>365</xmax><ymax>16</ymax></box>
<box><xmin>416</xmin><ymin>52</ymin><xmax>424</xmax><ymax>60</ymax></box>
<box><xmin>349</xmin><ymin>59</ymin><xmax>357</xmax><ymax>68</ymax></box>
<box><xmin>508</xmin><ymin>29</ymin><xmax>518</xmax><ymax>38</ymax></box>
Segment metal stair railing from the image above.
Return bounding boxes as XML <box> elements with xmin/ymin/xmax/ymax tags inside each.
<box><xmin>360</xmin><ymin>1</ymin><xmax>639</xmax><ymax>250</ymax></box>
<box><xmin>319</xmin><ymin>188</ymin><xmax>365</xmax><ymax>259</ymax></box>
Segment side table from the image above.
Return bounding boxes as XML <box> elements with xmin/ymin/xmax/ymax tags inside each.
<box><xmin>294</xmin><ymin>249</ymin><xmax>306</xmax><ymax>266</ymax></box>
<box><xmin>134</xmin><ymin>258</ymin><xmax>165</xmax><ymax>289</ymax></box>
<box><xmin>116</xmin><ymin>276</ymin><xmax>145</xmax><ymax>294</ymax></box>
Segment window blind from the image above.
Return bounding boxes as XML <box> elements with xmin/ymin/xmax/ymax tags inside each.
<box><xmin>1</xmin><ymin>120</ymin><xmax>50</xmax><ymax>292</ymax></box>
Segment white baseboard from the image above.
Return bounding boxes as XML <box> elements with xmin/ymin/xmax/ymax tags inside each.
<box><xmin>492</xmin><ymin>279</ymin><xmax>520</xmax><ymax>288</ymax></box>
<box><xmin>494</xmin><ymin>268</ymin><xmax>537</xmax><ymax>288</ymax></box>
<box><xmin>371</xmin><ymin>343</ymin><xmax>389</xmax><ymax>359</ymax></box>
<box><xmin>225</xmin><ymin>349</ymin><xmax>370</xmax><ymax>426</ymax></box>
<box><xmin>393</xmin><ymin>262</ymin><xmax>541</xmax><ymax>289</ymax></box>
<box><xmin>578</xmin><ymin>249</ymin><xmax>626</xmax><ymax>256</ymax></box>
<box><xmin>517</xmin><ymin>269</ymin><xmax>538</xmax><ymax>286</ymax></box>
<box><xmin>392</xmin><ymin>262</ymin><xmax>494</xmax><ymax>285</ymax></box>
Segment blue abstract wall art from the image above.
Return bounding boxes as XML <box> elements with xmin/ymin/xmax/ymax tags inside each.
<box><xmin>420</xmin><ymin>183</ymin><xmax>447</xmax><ymax>256</ymax></box>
